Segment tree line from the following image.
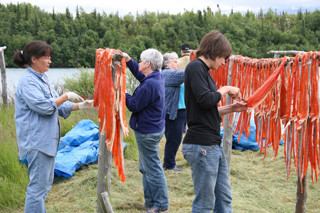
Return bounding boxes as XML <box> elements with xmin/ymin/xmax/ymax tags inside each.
<box><xmin>0</xmin><ymin>3</ymin><xmax>320</xmax><ymax>68</ymax></box>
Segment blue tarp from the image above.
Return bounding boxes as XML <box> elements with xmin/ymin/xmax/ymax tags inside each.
<box><xmin>21</xmin><ymin>120</ymin><xmax>100</xmax><ymax>177</ymax></box>
<box><xmin>21</xmin><ymin>119</ymin><xmax>127</xmax><ymax>178</ymax></box>
<box><xmin>221</xmin><ymin>119</ymin><xmax>284</xmax><ymax>151</ymax></box>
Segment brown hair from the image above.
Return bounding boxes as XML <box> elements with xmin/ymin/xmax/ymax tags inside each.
<box><xmin>196</xmin><ymin>30</ymin><xmax>232</xmax><ymax>61</ymax></box>
<box><xmin>13</xmin><ymin>40</ymin><xmax>53</xmax><ymax>68</ymax></box>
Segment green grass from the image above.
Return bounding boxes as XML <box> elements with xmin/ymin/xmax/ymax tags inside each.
<box><xmin>0</xmin><ymin>105</ymin><xmax>29</xmax><ymax>211</ymax></box>
<box><xmin>4</xmin><ymin>130</ymin><xmax>320</xmax><ymax>213</ymax></box>
<box><xmin>1</xmin><ymin>65</ymin><xmax>320</xmax><ymax>212</ymax></box>
<box><xmin>59</xmin><ymin>67</ymin><xmax>95</xmax><ymax>96</ymax></box>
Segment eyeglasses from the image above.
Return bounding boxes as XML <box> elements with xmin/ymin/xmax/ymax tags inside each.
<box><xmin>138</xmin><ymin>59</ymin><xmax>142</xmax><ymax>63</ymax></box>
<box><xmin>41</xmin><ymin>56</ymin><xmax>51</xmax><ymax>61</ymax></box>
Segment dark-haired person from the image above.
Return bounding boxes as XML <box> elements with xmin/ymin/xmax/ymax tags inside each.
<box><xmin>14</xmin><ymin>40</ymin><xmax>94</xmax><ymax>212</ymax></box>
<box><xmin>182</xmin><ymin>31</ymin><xmax>248</xmax><ymax>213</ymax></box>
<box><xmin>177</xmin><ymin>43</ymin><xmax>192</xmax><ymax>70</ymax></box>
<box><xmin>161</xmin><ymin>52</ymin><xmax>186</xmax><ymax>172</ymax></box>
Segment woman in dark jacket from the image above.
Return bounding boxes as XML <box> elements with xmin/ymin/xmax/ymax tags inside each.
<box><xmin>123</xmin><ymin>49</ymin><xmax>169</xmax><ymax>213</ymax></box>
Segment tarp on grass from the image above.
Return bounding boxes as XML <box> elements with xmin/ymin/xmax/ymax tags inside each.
<box><xmin>21</xmin><ymin>119</ymin><xmax>127</xmax><ymax>178</ymax></box>
<box><xmin>221</xmin><ymin>119</ymin><xmax>284</xmax><ymax>151</ymax></box>
<box><xmin>20</xmin><ymin>120</ymin><xmax>100</xmax><ymax>177</ymax></box>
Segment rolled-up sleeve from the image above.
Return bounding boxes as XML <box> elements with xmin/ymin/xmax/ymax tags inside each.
<box><xmin>58</xmin><ymin>101</ymin><xmax>74</xmax><ymax>119</ymax></box>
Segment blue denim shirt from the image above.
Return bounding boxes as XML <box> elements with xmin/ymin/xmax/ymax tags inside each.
<box><xmin>161</xmin><ymin>68</ymin><xmax>185</xmax><ymax>120</ymax></box>
<box><xmin>15</xmin><ymin>66</ymin><xmax>74</xmax><ymax>159</ymax></box>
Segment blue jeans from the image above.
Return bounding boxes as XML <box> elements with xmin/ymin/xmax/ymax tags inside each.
<box><xmin>25</xmin><ymin>149</ymin><xmax>56</xmax><ymax>213</ymax></box>
<box><xmin>182</xmin><ymin>144</ymin><xmax>232</xmax><ymax>213</ymax></box>
<box><xmin>163</xmin><ymin>109</ymin><xmax>187</xmax><ymax>169</ymax></box>
<box><xmin>134</xmin><ymin>129</ymin><xmax>169</xmax><ymax>210</ymax></box>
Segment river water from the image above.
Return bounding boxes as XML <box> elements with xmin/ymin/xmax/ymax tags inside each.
<box><xmin>2</xmin><ymin>68</ymin><xmax>93</xmax><ymax>94</ymax></box>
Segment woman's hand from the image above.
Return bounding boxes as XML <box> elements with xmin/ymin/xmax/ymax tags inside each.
<box><xmin>227</xmin><ymin>86</ymin><xmax>241</xmax><ymax>100</ymax></box>
<box><xmin>218</xmin><ymin>86</ymin><xmax>241</xmax><ymax>99</ymax></box>
<box><xmin>122</xmin><ymin>52</ymin><xmax>131</xmax><ymax>62</ymax></box>
<box><xmin>79</xmin><ymin>100</ymin><xmax>94</xmax><ymax>110</ymax></box>
<box><xmin>66</xmin><ymin>92</ymin><xmax>84</xmax><ymax>102</ymax></box>
<box><xmin>232</xmin><ymin>101</ymin><xmax>248</xmax><ymax>112</ymax></box>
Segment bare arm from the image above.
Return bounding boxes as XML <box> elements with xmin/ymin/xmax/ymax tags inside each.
<box><xmin>72</xmin><ymin>103</ymin><xmax>80</xmax><ymax>111</ymax></box>
<box><xmin>218</xmin><ymin>101</ymin><xmax>248</xmax><ymax>116</ymax></box>
<box><xmin>55</xmin><ymin>94</ymin><xmax>68</xmax><ymax>107</ymax></box>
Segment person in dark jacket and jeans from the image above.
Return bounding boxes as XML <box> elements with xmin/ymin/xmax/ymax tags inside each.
<box><xmin>123</xmin><ymin>49</ymin><xmax>169</xmax><ymax>213</ymax></box>
<box><xmin>182</xmin><ymin>31</ymin><xmax>248</xmax><ymax>213</ymax></box>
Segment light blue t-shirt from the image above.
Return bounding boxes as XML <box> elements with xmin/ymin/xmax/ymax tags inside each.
<box><xmin>178</xmin><ymin>83</ymin><xmax>186</xmax><ymax>109</ymax></box>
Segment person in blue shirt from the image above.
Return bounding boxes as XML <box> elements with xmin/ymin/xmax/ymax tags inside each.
<box><xmin>13</xmin><ymin>40</ymin><xmax>94</xmax><ymax>213</ymax></box>
<box><xmin>123</xmin><ymin>49</ymin><xmax>169</xmax><ymax>213</ymax></box>
<box><xmin>161</xmin><ymin>52</ymin><xmax>186</xmax><ymax>172</ymax></box>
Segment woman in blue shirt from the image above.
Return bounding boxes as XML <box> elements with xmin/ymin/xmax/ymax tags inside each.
<box><xmin>14</xmin><ymin>40</ymin><xmax>94</xmax><ymax>213</ymax></box>
<box><xmin>161</xmin><ymin>52</ymin><xmax>186</xmax><ymax>171</ymax></box>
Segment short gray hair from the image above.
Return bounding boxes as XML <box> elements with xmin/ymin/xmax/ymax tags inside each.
<box><xmin>140</xmin><ymin>48</ymin><xmax>163</xmax><ymax>71</ymax></box>
<box><xmin>162</xmin><ymin>52</ymin><xmax>178</xmax><ymax>69</ymax></box>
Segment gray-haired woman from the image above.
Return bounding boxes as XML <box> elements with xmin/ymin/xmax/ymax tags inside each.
<box><xmin>161</xmin><ymin>52</ymin><xmax>186</xmax><ymax>172</ymax></box>
<box><xmin>123</xmin><ymin>49</ymin><xmax>169</xmax><ymax>213</ymax></box>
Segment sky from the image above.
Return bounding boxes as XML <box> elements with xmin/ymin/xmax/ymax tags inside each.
<box><xmin>1</xmin><ymin>0</ymin><xmax>320</xmax><ymax>17</ymax></box>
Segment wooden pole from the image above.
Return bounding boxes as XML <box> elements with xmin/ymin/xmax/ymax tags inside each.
<box><xmin>295</xmin><ymin>128</ymin><xmax>308</xmax><ymax>213</ymax></box>
<box><xmin>101</xmin><ymin>192</ymin><xmax>114</xmax><ymax>213</ymax></box>
<box><xmin>0</xmin><ymin>46</ymin><xmax>8</xmax><ymax>105</ymax></box>
<box><xmin>97</xmin><ymin>51</ymin><xmax>123</xmax><ymax>213</ymax></box>
<box><xmin>222</xmin><ymin>55</ymin><xmax>234</xmax><ymax>174</ymax></box>
<box><xmin>267</xmin><ymin>50</ymin><xmax>306</xmax><ymax>56</ymax></box>
<box><xmin>97</xmin><ymin>129</ymin><xmax>112</xmax><ymax>213</ymax></box>
<box><xmin>294</xmin><ymin>58</ymin><xmax>311</xmax><ymax>212</ymax></box>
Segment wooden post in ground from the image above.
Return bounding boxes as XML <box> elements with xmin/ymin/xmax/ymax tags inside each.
<box><xmin>295</xmin><ymin>57</ymin><xmax>312</xmax><ymax>212</ymax></box>
<box><xmin>97</xmin><ymin>51</ymin><xmax>123</xmax><ymax>213</ymax></box>
<box><xmin>222</xmin><ymin>55</ymin><xmax>234</xmax><ymax>174</ymax></box>
<box><xmin>97</xmin><ymin>129</ymin><xmax>112</xmax><ymax>213</ymax></box>
<box><xmin>295</xmin><ymin>128</ymin><xmax>308</xmax><ymax>213</ymax></box>
<box><xmin>0</xmin><ymin>46</ymin><xmax>8</xmax><ymax>105</ymax></box>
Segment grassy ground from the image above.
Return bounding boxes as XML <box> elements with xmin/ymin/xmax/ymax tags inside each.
<box><xmin>6</xmin><ymin>136</ymin><xmax>320</xmax><ymax>213</ymax></box>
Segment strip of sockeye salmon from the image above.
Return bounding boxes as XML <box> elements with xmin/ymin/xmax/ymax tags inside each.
<box><xmin>309</xmin><ymin>52</ymin><xmax>320</xmax><ymax>122</ymax></box>
<box><xmin>291</xmin><ymin>54</ymin><xmax>301</xmax><ymax>122</ymax></box>
<box><xmin>105</xmin><ymin>49</ymin><xmax>117</xmax><ymax>151</ymax></box>
<box><xmin>308</xmin><ymin>120</ymin><xmax>315</xmax><ymax>184</ymax></box>
<box><xmin>94</xmin><ymin>48</ymin><xmax>129</xmax><ymax>182</ymax></box>
<box><xmin>246</xmin><ymin>58</ymin><xmax>287</xmax><ymax>109</ymax></box>
<box><xmin>112</xmin><ymin>115</ymin><xmax>126</xmax><ymax>182</ymax></box>
<box><xmin>190</xmin><ymin>50</ymin><xmax>197</xmax><ymax>61</ymax></box>
<box><xmin>314</xmin><ymin>120</ymin><xmax>319</xmax><ymax>179</ymax></box>
<box><xmin>94</xmin><ymin>49</ymin><xmax>105</xmax><ymax>107</ymax></box>
<box><xmin>297</xmin><ymin>53</ymin><xmax>311</xmax><ymax>126</ymax></box>
<box><xmin>279</xmin><ymin>63</ymin><xmax>288</xmax><ymax>119</ymax></box>
<box><xmin>119</xmin><ymin>57</ymin><xmax>129</xmax><ymax>137</ymax></box>
<box><xmin>282</xmin><ymin>61</ymin><xmax>293</xmax><ymax>124</ymax></box>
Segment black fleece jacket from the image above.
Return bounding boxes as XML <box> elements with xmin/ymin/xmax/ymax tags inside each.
<box><xmin>183</xmin><ymin>58</ymin><xmax>222</xmax><ymax>146</ymax></box>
